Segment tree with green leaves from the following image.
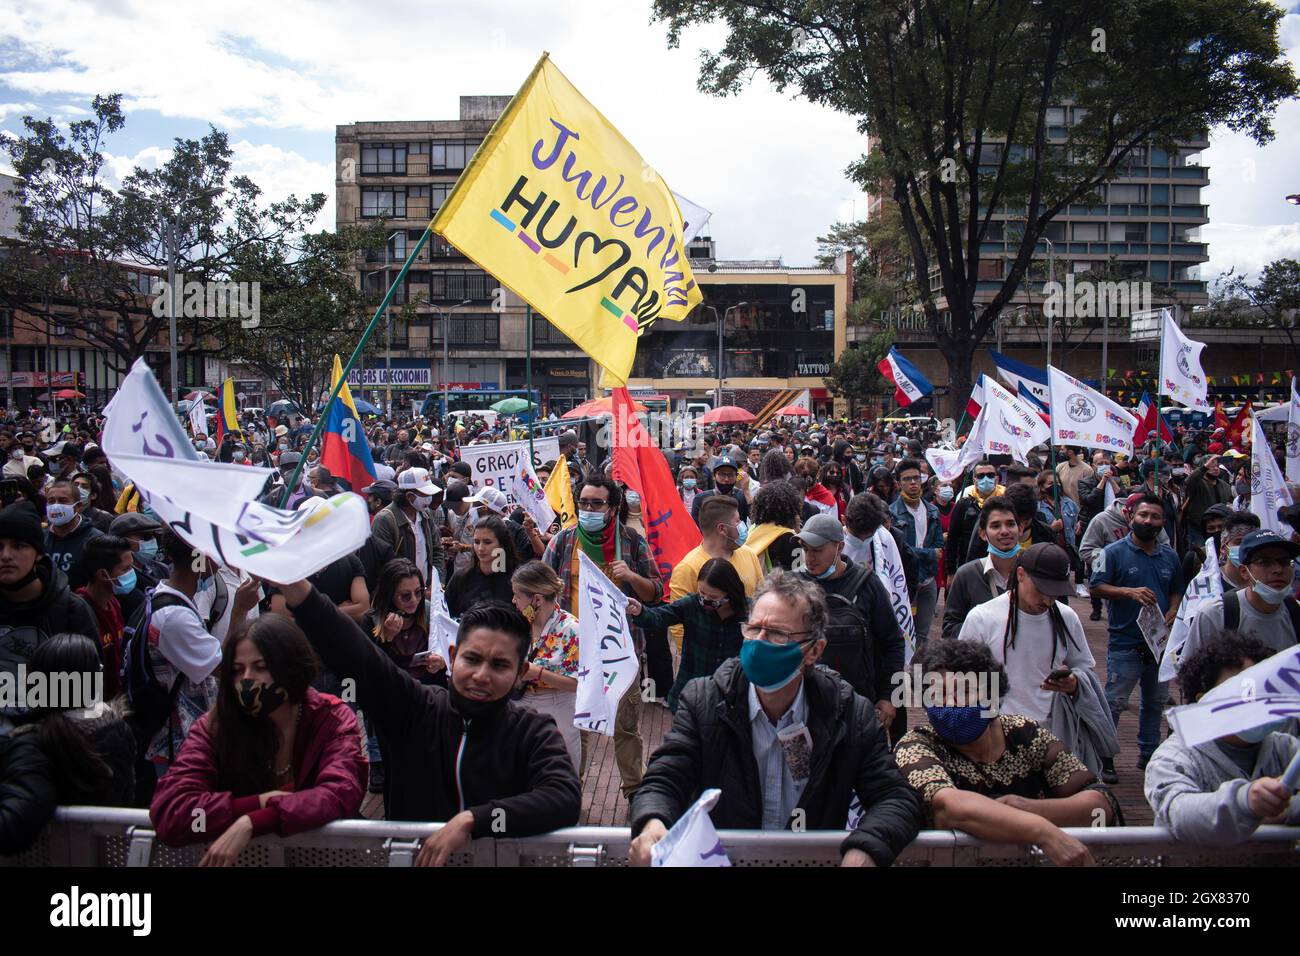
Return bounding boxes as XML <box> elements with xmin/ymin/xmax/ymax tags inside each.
<box><xmin>1208</xmin><ymin>258</ymin><xmax>1300</xmax><ymax>369</ymax></box>
<box><xmin>0</xmin><ymin>94</ymin><xmax>325</xmax><ymax>386</ymax></box>
<box><xmin>653</xmin><ymin>0</ymin><xmax>1298</xmax><ymax>410</ymax></box>
<box><xmin>826</xmin><ymin>328</ymin><xmax>894</xmax><ymax>415</ymax></box>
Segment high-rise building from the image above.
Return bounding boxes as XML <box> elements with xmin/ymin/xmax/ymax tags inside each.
<box><xmin>336</xmin><ymin>97</ymin><xmax>595</xmax><ymax>417</ymax></box>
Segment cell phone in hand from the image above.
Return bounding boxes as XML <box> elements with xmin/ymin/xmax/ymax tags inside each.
<box><xmin>1048</xmin><ymin>666</ymin><xmax>1071</xmax><ymax>682</ymax></box>
<box><xmin>412</xmin><ymin>650</ymin><xmax>433</xmax><ymax>664</ymax></box>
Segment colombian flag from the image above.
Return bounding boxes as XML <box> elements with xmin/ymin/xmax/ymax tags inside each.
<box><xmin>321</xmin><ymin>355</ymin><xmax>377</xmax><ymax>492</ymax></box>
<box><xmin>214</xmin><ymin>378</ymin><xmax>238</xmax><ymax>444</ymax></box>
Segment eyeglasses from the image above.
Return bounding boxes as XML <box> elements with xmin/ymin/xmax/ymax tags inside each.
<box><xmin>699</xmin><ymin>595</ymin><xmax>727</xmax><ymax>608</ymax></box>
<box><xmin>577</xmin><ymin>499</ymin><xmax>609</xmax><ymax>511</ymax></box>
<box><xmin>740</xmin><ymin>622</ymin><xmax>815</xmax><ymax>645</ymax></box>
<box><xmin>1247</xmin><ymin>556</ymin><xmax>1293</xmax><ymax>571</ymax></box>
<box><xmin>898</xmin><ymin>474</ymin><xmax>922</xmax><ymax>484</ymax></box>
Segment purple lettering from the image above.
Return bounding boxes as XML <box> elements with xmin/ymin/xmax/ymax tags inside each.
<box><xmin>610</xmin><ymin>195</ymin><xmax>639</xmax><ymax>227</ymax></box>
<box><xmin>532</xmin><ymin>119</ymin><xmax>579</xmax><ymax>170</ymax></box>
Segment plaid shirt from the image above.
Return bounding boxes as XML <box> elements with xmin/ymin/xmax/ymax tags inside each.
<box><xmin>630</xmin><ymin>594</ymin><xmax>743</xmax><ymax>711</ymax></box>
<box><xmin>542</xmin><ymin>523</ymin><xmax>661</xmax><ymax>650</ymax></box>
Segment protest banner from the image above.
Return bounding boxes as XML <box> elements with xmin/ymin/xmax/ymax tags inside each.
<box><xmin>459</xmin><ymin>436</ymin><xmax>560</xmax><ymax>506</ymax></box>
<box><xmin>651</xmin><ymin>789</ymin><xmax>730</xmax><ymax>868</ymax></box>
<box><xmin>1167</xmin><ymin>644</ymin><xmax>1300</xmax><ymax>748</ymax></box>
<box><xmin>573</xmin><ymin>551</ymin><xmax>638</xmax><ymax>735</ymax></box>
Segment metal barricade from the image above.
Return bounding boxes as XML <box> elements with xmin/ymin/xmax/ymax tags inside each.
<box><xmin>2</xmin><ymin>808</ymin><xmax>1297</xmax><ymax>867</ymax></box>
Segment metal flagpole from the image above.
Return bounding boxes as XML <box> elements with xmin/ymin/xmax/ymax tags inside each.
<box><xmin>526</xmin><ymin>304</ymin><xmax>535</xmax><ymax>461</ymax></box>
<box><xmin>1155</xmin><ymin>309</ymin><xmax>1166</xmax><ymax>487</ymax></box>
<box><xmin>279</xmin><ymin>226</ymin><xmax>434</xmax><ymax>508</ymax></box>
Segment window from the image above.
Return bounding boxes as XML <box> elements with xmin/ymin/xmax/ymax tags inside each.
<box><xmin>430</xmin><ymin>235</ymin><xmax>464</xmax><ymax>258</ymax></box>
<box><xmin>1109</xmin><ymin>222</ymin><xmax>1146</xmax><ymax>242</ymax></box>
<box><xmin>1107</xmin><ymin>184</ymin><xmax>1145</xmax><ymax>204</ymax></box>
<box><xmin>1149</xmin><ymin>261</ymin><xmax>1169</xmax><ymax>280</ymax></box>
<box><xmin>430</xmin><ymin>183</ymin><xmax>455</xmax><ymax>212</ymax></box>
<box><xmin>977</xmin><ymin>144</ymin><xmax>1002</xmax><ymax>165</ymax></box>
<box><xmin>982</xmin><ymin>221</ymin><xmax>1005</xmax><ymax>241</ymax></box>
<box><xmin>361</xmin><ymin>188</ymin><xmax>406</xmax><ymax>217</ymax></box>
<box><xmin>1071</xmin><ymin>260</ymin><xmax>1095</xmax><ymax>274</ymax></box>
<box><xmin>430</xmin><ymin>140</ymin><xmax>479</xmax><ymax>171</ymax></box>
<box><xmin>429</xmin><ymin>270</ymin><xmax>495</xmax><ymax>301</ymax></box>
<box><xmin>409</xmin><ymin>142</ymin><xmax>428</xmax><ymax>154</ymax></box>
<box><xmin>1071</xmin><ymin>223</ymin><xmax>1103</xmax><ymax>241</ymax></box>
<box><xmin>1150</xmin><ymin>222</ymin><xmax>1169</xmax><ymax>241</ymax></box>
<box><xmin>1171</xmin><ymin>224</ymin><xmax>1200</xmax><ymax>242</ymax></box>
<box><xmin>1173</xmin><ymin>186</ymin><xmax>1201</xmax><ymax>204</ymax></box>
<box><xmin>1045</xmin><ymin>107</ymin><xmax>1066</xmax><ymax>126</ymax></box>
<box><xmin>533</xmin><ymin>318</ymin><xmax>575</xmax><ymax>347</ymax></box>
<box><xmin>432</xmin><ymin>314</ymin><xmax>499</xmax><ymax>346</ymax></box>
<box><xmin>1041</xmin><ymin>221</ymin><xmax>1065</xmax><ymax>242</ymax></box>
<box><xmin>361</xmin><ymin>143</ymin><xmax>407</xmax><ymax>174</ymax></box>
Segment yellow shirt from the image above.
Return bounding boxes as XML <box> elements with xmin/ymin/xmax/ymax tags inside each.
<box><xmin>666</xmin><ymin>544</ymin><xmax>764</xmax><ymax>650</ymax></box>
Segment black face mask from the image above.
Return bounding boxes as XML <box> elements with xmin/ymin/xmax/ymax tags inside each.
<box><xmin>1131</xmin><ymin>521</ymin><xmax>1159</xmax><ymax>542</ymax></box>
<box><xmin>714</xmin><ymin>480</ymin><xmax>735</xmax><ymax>493</ymax></box>
<box><xmin>236</xmin><ymin>679</ymin><xmax>290</xmax><ymax>718</ymax></box>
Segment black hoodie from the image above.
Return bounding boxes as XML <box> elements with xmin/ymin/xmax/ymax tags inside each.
<box><xmin>0</xmin><ymin>557</ymin><xmax>98</xmax><ymax>662</ymax></box>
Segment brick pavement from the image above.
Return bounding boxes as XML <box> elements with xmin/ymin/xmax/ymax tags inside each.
<box><xmin>359</xmin><ymin>593</ymin><xmax>1167</xmax><ymax>828</ymax></box>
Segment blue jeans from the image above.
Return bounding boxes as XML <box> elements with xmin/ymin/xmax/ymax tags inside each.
<box><xmin>1105</xmin><ymin>646</ymin><xmax>1169</xmax><ymax>759</ymax></box>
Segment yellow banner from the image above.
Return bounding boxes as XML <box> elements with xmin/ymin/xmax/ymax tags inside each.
<box><xmin>430</xmin><ymin>53</ymin><xmax>703</xmax><ymax>386</ymax></box>
<box><xmin>544</xmin><ymin>455</ymin><xmax>577</xmax><ymax>529</ymax></box>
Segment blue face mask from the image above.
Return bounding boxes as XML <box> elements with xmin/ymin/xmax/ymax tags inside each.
<box><xmin>731</xmin><ymin>523</ymin><xmax>749</xmax><ymax>546</ymax></box>
<box><xmin>739</xmin><ymin>639</ymin><xmax>806</xmax><ymax>692</ymax></box>
<box><xmin>1251</xmin><ymin>580</ymin><xmax>1290</xmax><ymax>606</ymax></box>
<box><xmin>1235</xmin><ymin>718</ymin><xmax>1290</xmax><ymax>744</ymax></box>
<box><xmin>1227</xmin><ymin>545</ymin><xmax>1241</xmax><ymax>565</ymax></box>
<box><xmin>925</xmin><ymin>705</ymin><xmax>994</xmax><ymax>745</ymax></box>
<box><xmin>137</xmin><ymin>538</ymin><xmax>159</xmax><ymax>561</ymax></box>
<box><xmin>578</xmin><ymin>510</ymin><xmax>608</xmax><ymax>532</ymax></box>
<box><xmin>681</xmin><ymin>478</ymin><xmax>697</xmax><ymax>489</ymax></box>
<box><xmin>988</xmin><ymin>541</ymin><xmax>1022</xmax><ymax>560</ymax></box>
<box><xmin>975</xmin><ymin>477</ymin><xmax>996</xmax><ymax>495</ymax></box>
<box><xmin>113</xmin><ymin>568</ymin><xmax>137</xmax><ymax>596</ymax></box>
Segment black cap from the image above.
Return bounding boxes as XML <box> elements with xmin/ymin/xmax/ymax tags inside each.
<box><xmin>444</xmin><ymin>480</ymin><xmax>470</xmax><ymax>503</ymax></box>
<box><xmin>1016</xmin><ymin>543</ymin><xmax>1074</xmax><ymax>597</ymax></box>
<box><xmin>1238</xmin><ymin>529</ymin><xmax>1300</xmax><ymax>565</ymax></box>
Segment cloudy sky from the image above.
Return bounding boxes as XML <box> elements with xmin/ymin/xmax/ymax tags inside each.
<box><xmin>0</xmin><ymin>0</ymin><xmax>1297</xmax><ymax>280</ymax></box>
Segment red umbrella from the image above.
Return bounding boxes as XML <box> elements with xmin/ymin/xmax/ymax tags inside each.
<box><xmin>774</xmin><ymin>404</ymin><xmax>810</xmax><ymax>417</ymax></box>
<box><xmin>696</xmin><ymin>405</ymin><xmax>755</xmax><ymax>424</ymax></box>
<box><xmin>54</xmin><ymin>389</ymin><xmax>86</xmax><ymax>399</ymax></box>
<box><xmin>562</xmin><ymin>397</ymin><xmax>647</xmax><ymax>419</ymax></box>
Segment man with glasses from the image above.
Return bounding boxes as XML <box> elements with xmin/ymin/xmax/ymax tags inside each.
<box><xmin>1178</xmin><ymin>530</ymin><xmax>1300</xmax><ymax>665</ymax></box>
<box><xmin>543</xmin><ymin>477</ymin><xmax>661</xmax><ymax>798</ymax></box>
<box><xmin>889</xmin><ymin>459</ymin><xmax>943</xmax><ymax>643</ymax></box>
<box><xmin>628</xmin><ymin>569</ymin><xmax>922</xmax><ymax>866</ymax></box>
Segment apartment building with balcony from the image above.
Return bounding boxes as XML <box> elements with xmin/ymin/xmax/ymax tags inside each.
<box><xmin>335</xmin><ymin>97</ymin><xmax>596</xmax><ymax>416</ymax></box>
<box><xmin>623</xmin><ymin>237</ymin><xmax>853</xmax><ymax>419</ymax></box>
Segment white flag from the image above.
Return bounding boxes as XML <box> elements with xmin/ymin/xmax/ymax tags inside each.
<box><xmin>1167</xmin><ymin>644</ymin><xmax>1300</xmax><ymax>748</ymax></box>
<box><xmin>188</xmin><ymin>400</ymin><xmax>208</xmax><ymax>437</ymax></box>
<box><xmin>1160</xmin><ymin>309</ymin><xmax>1210</xmax><ymax>410</ymax></box>
<box><xmin>1159</xmin><ymin>538</ymin><xmax>1223</xmax><ymax>681</ymax></box>
<box><xmin>1286</xmin><ymin>376</ymin><xmax>1300</xmax><ymax>484</ymax></box>
<box><xmin>1048</xmin><ymin>365</ymin><xmax>1139</xmax><ymax>456</ymax></box>
<box><xmin>573</xmin><ymin>551</ymin><xmax>638</xmax><ymax>735</ymax></box>
<box><xmin>1250</xmin><ymin>413</ymin><xmax>1293</xmax><ymax>535</ymax></box>
<box><xmin>102</xmin><ymin>359</ymin><xmax>371</xmax><ymax>581</ymax></box>
<box><xmin>509</xmin><ymin>453</ymin><xmax>556</xmax><ymax>529</ymax></box>
<box><xmin>979</xmin><ymin>377</ymin><xmax>1051</xmax><ymax>463</ymax></box>
<box><xmin>871</xmin><ymin>527</ymin><xmax>917</xmax><ymax>663</ymax></box>
<box><xmin>651</xmin><ymin>788</ymin><xmax>730</xmax><ymax>867</ymax></box>
<box><xmin>425</xmin><ymin>565</ymin><xmax>458</xmax><ymax>662</ymax></box>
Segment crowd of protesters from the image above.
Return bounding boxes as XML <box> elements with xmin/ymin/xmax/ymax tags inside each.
<box><xmin>1</xmin><ymin>397</ymin><xmax>1297</xmax><ymax>866</ymax></box>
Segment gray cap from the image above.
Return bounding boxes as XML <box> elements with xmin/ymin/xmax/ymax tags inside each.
<box><xmin>109</xmin><ymin>512</ymin><xmax>162</xmax><ymax>536</ymax></box>
<box><xmin>279</xmin><ymin>451</ymin><xmax>302</xmax><ymax>467</ymax></box>
<box><xmin>796</xmin><ymin>513</ymin><xmax>845</xmax><ymax>548</ymax></box>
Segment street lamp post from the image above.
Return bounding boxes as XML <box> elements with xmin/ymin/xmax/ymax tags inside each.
<box><xmin>433</xmin><ymin>299</ymin><xmax>472</xmax><ymax>422</ymax></box>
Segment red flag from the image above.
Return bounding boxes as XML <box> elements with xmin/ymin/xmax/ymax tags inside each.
<box><xmin>611</xmin><ymin>387</ymin><xmax>701</xmax><ymax>596</ymax></box>
<box><xmin>1213</xmin><ymin>400</ymin><xmax>1229</xmax><ymax>432</ymax></box>
<box><xmin>1226</xmin><ymin>403</ymin><xmax>1251</xmax><ymax>450</ymax></box>
<box><xmin>1133</xmin><ymin>391</ymin><xmax>1172</xmax><ymax>445</ymax></box>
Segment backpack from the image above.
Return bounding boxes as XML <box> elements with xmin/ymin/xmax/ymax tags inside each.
<box><xmin>120</xmin><ymin>588</ymin><xmax>198</xmax><ymax>761</ymax></box>
<box><xmin>820</xmin><ymin>563</ymin><xmax>877</xmax><ymax>700</ymax></box>
<box><xmin>1221</xmin><ymin>589</ymin><xmax>1300</xmax><ymax>640</ymax></box>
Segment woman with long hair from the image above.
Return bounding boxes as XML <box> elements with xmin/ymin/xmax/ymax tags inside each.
<box><xmin>445</xmin><ymin>514</ymin><xmax>517</xmax><ymax>616</ymax></box>
<box><xmin>625</xmin><ymin>558</ymin><xmax>746</xmax><ymax>712</ymax></box>
<box><xmin>364</xmin><ymin>558</ymin><xmax>445</xmax><ymax>684</ymax></box>
<box><xmin>13</xmin><ymin>633</ymin><xmax>135</xmax><ymax>807</ymax></box>
<box><xmin>150</xmin><ymin>614</ymin><xmax>366</xmax><ymax>864</ymax></box>
<box><xmin>510</xmin><ymin>561</ymin><xmax>582</xmax><ymax>772</ymax></box>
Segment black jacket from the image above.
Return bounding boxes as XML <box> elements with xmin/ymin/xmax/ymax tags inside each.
<box><xmin>369</xmin><ymin>501</ymin><xmax>444</xmax><ymax>588</ymax></box>
<box><xmin>942</xmin><ymin>559</ymin><xmax>1000</xmax><ymax>641</ymax></box>
<box><xmin>290</xmin><ymin>587</ymin><xmax>580</xmax><ymax>836</ymax></box>
<box><xmin>945</xmin><ymin>494</ymin><xmax>984</xmax><ymax>576</ymax></box>
<box><xmin>0</xmin><ymin>559</ymin><xmax>99</xmax><ymax>684</ymax></box>
<box><xmin>630</xmin><ymin>658</ymin><xmax>922</xmax><ymax>865</ymax></box>
<box><xmin>0</xmin><ymin>732</ymin><xmax>56</xmax><ymax>855</ymax></box>
<box><xmin>802</xmin><ymin>562</ymin><xmax>904</xmax><ymax>703</ymax></box>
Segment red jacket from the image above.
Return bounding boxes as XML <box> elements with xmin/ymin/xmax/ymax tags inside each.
<box><xmin>150</xmin><ymin>688</ymin><xmax>366</xmax><ymax>846</ymax></box>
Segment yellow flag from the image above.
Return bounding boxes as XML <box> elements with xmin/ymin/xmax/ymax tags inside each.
<box><xmin>544</xmin><ymin>456</ymin><xmax>577</xmax><ymax>529</ymax></box>
<box><xmin>430</xmin><ymin>53</ymin><xmax>703</xmax><ymax>386</ymax></box>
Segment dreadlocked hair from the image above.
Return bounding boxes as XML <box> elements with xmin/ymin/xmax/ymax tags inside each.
<box><xmin>1002</xmin><ymin>567</ymin><xmax>1083</xmax><ymax>671</ymax></box>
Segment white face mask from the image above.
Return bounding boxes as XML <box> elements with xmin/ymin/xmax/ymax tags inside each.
<box><xmin>47</xmin><ymin>503</ymin><xmax>76</xmax><ymax>526</ymax></box>
<box><xmin>411</xmin><ymin>494</ymin><xmax>433</xmax><ymax>512</ymax></box>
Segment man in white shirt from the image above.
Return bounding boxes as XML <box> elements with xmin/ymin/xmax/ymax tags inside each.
<box><xmin>956</xmin><ymin>543</ymin><xmax>1095</xmax><ymax>722</ymax></box>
